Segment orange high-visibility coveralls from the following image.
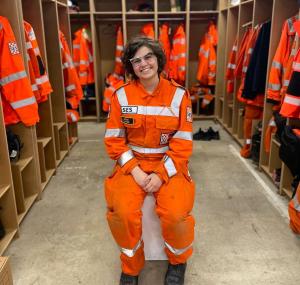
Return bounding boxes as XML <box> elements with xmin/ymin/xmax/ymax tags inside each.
<box><xmin>159</xmin><ymin>23</ymin><xmax>171</xmax><ymax>76</ymax></box>
<box><xmin>169</xmin><ymin>25</ymin><xmax>186</xmax><ymax>85</ymax></box>
<box><xmin>59</xmin><ymin>31</ymin><xmax>83</xmax><ymax>110</ymax></box>
<box><xmin>73</xmin><ymin>27</ymin><xmax>95</xmax><ymax>85</ymax></box>
<box><xmin>0</xmin><ymin>16</ymin><xmax>39</xmax><ymax>126</ymax></box>
<box><xmin>226</xmin><ymin>38</ymin><xmax>238</xmax><ymax>94</ymax></box>
<box><xmin>114</xmin><ymin>26</ymin><xmax>124</xmax><ymax>75</ymax></box>
<box><xmin>289</xmin><ymin>182</ymin><xmax>300</xmax><ymax>235</ymax></box>
<box><xmin>236</xmin><ymin>26</ymin><xmax>263</xmax><ymax>158</ymax></box>
<box><xmin>140</xmin><ymin>23</ymin><xmax>155</xmax><ymax>39</ymax></box>
<box><xmin>23</xmin><ymin>21</ymin><xmax>53</xmax><ymax>103</ymax></box>
<box><xmin>196</xmin><ymin>22</ymin><xmax>217</xmax><ymax>86</ymax></box>
<box><xmin>104</xmin><ymin>78</ymin><xmax>195</xmax><ymax>276</ymax></box>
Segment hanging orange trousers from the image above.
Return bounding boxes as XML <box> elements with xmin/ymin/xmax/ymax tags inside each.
<box><xmin>240</xmin><ymin>105</ymin><xmax>263</xmax><ymax>158</ymax></box>
<box><xmin>104</xmin><ymin>160</ymin><xmax>195</xmax><ymax>276</ymax></box>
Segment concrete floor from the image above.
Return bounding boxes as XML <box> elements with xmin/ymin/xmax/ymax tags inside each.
<box><xmin>6</xmin><ymin>121</ymin><xmax>300</xmax><ymax>285</ymax></box>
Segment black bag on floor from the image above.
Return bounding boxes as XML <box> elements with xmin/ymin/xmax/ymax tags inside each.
<box><xmin>251</xmin><ymin>121</ymin><xmax>262</xmax><ymax>164</ymax></box>
<box><xmin>273</xmin><ymin>111</ymin><xmax>287</xmax><ymax>142</ymax></box>
<box><xmin>279</xmin><ymin>126</ymin><xmax>300</xmax><ymax>177</ymax></box>
<box><xmin>6</xmin><ymin>128</ymin><xmax>23</xmax><ymax>162</ymax></box>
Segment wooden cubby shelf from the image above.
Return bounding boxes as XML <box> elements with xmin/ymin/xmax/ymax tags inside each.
<box><xmin>0</xmin><ymin>185</ymin><xmax>11</xmax><ymax>200</ymax></box>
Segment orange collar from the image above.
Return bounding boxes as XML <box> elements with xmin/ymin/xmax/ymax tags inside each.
<box><xmin>135</xmin><ymin>76</ymin><xmax>166</xmax><ymax>98</ymax></box>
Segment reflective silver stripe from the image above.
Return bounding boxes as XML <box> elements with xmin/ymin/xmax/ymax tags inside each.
<box><xmin>28</xmin><ymin>29</ymin><xmax>36</xmax><ymax>41</ymax></box>
<box><xmin>0</xmin><ymin>71</ymin><xmax>27</xmax><ymax>86</ymax></box>
<box><xmin>287</xmin><ymin>17</ymin><xmax>295</xmax><ymax>34</ymax></box>
<box><xmin>118</xmin><ymin>150</ymin><xmax>134</xmax><ymax>166</ymax></box>
<box><xmin>208</xmin><ymin>72</ymin><xmax>216</xmax><ymax>77</ymax></box>
<box><xmin>69</xmin><ymin>112</ymin><xmax>77</xmax><ymax>122</ymax></box>
<box><xmin>63</xmin><ymin>62</ymin><xmax>72</xmax><ymax>69</ymax></box>
<box><xmin>116</xmin><ymin>87</ymin><xmax>128</xmax><ymax>106</ymax></box>
<box><xmin>120</xmin><ymin>239</ymin><xmax>142</xmax><ymax>258</ymax></box>
<box><xmin>31</xmin><ymin>84</ymin><xmax>38</xmax><ymax>91</ymax></box>
<box><xmin>79</xmin><ymin>72</ymin><xmax>88</xmax><ymax>77</ymax></box>
<box><xmin>25</xmin><ymin>41</ymin><xmax>32</xmax><ymax>49</ymax></box>
<box><xmin>268</xmin><ymin>83</ymin><xmax>281</xmax><ymax>91</ymax></box>
<box><xmin>248</xmin><ymin>48</ymin><xmax>253</xmax><ymax>54</ymax></box>
<box><xmin>171</xmin><ymin>87</ymin><xmax>185</xmax><ymax>114</ymax></box>
<box><xmin>269</xmin><ymin>119</ymin><xmax>276</xmax><ymax>127</ymax></box>
<box><xmin>73</xmin><ymin>44</ymin><xmax>80</xmax><ymax>49</ymax></box>
<box><xmin>173</xmin><ymin>131</ymin><xmax>192</xmax><ymax>141</ymax></box>
<box><xmin>173</xmin><ymin>38</ymin><xmax>185</xmax><ymax>45</ymax></box>
<box><xmin>36</xmin><ymin>75</ymin><xmax>49</xmax><ymax>85</ymax></box>
<box><xmin>178</xmin><ymin>66</ymin><xmax>186</xmax><ymax>71</ymax></box>
<box><xmin>115</xmin><ymin>57</ymin><xmax>122</xmax><ymax>62</ymax></box>
<box><xmin>291</xmin><ymin>48</ymin><xmax>297</xmax><ymax>56</ymax></box>
<box><xmin>232</xmin><ymin>45</ymin><xmax>238</xmax><ymax>51</ymax></box>
<box><xmin>121</xmin><ymin>105</ymin><xmax>179</xmax><ymax>117</ymax></box>
<box><xmin>129</xmin><ymin>144</ymin><xmax>169</xmax><ymax>154</ymax></box>
<box><xmin>33</xmin><ymin>47</ymin><xmax>40</xmax><ymax>55</ymax></box>
<box><xmin>116</xmin><ymin>45</ymin><xmax>123</xmax><ymax>51</ymax></box>
<box><xmin>104</xmin><ymin>97</ymin><xmax>111</xmax><ymax>104</ymax></box>
<box><xmin>227</xmin><ymin>63</ymin><xmax>236</xmax><ymax>69</ymax></box>
<box><xmin>11</xmin><ymin>96</ymin><xmax>36</xmax><ymax>109</ymax></box>
<box><xmin>105</xmin><ymin>128</ymin><xmax>125</xmax><ymax>138</ymax></box>
<box><xmin>242</xmin><ymin>66</ymin><xmax>247</xmax><ymax>73</ymax></box>
<box><xmin>199</xmin><ymin>48</ymin><xmax>209</xmax><ymax>58</ymax></box>
<box><xmin>293</xmin><ymin>195</ymin><xmax>300</xmax><ymax>212</ymax></box>
<box><xmin>65</xmin><ymin>84</ymin><xmax>76</xmax><ymax>92</ymax></box>
<box><xmin>283</xmin><ymin>80</ymin><xmax>290</xmax><ymax>87</ymax></box>
<box><xmin>165</xmin><ymin>241</ymin><xmax>193</xmax><ymax>256</ymax></box>
<box><xmin>246</xmin><ymin>139</ymin><xmax>251</xmax><ymax>144</ymax></box>
<box><xmin>202</xmin><ymin>99</ymin><xmax>210</xmax><ymax>105</ymax></box>
<box><xmin>283</xmin><ymin>95</ymin><xmax>300</xmax><ymax>106</ymax></box>
<box><xmin>164</xmin><ymin>155</ymin><xmax>177</xmax><ymax>177</ymax></box>
<box><xmin>210</xmin><ymin>60</ymin><xmax>216</xmax><ymax>65</ymax></box>
<box><xmin>272</xmin><ymin>61</ymin><xmax>282</xmax><ymax>70</ymax></box>
<box><xmin>293</xmin><ymin>62</ymin><xmax>300</xmax><ymax>71</ymax></box>
<box><xmin>80</xmin><ymin>60</ymin><xmax>89</xmax><ymax>65</ymax></box>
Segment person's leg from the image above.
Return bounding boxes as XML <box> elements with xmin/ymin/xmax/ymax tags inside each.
<box><xmin>154</xmin><ymin>172</ymin><xmax>195</xmax><ymax>264</ymax></box>
<box><xmin>104</xmin><ymin>166</ymin><xmax>147</xmax><ymax>276</ymax></box>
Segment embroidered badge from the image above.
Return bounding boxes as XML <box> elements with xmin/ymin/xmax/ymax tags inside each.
<box><xmin>160</xmin><ymin>133</ymin><xmax>170</xmax><ymax>145</ymax></box>
<box><xmin>121</xmin><ymin>116</ymin><xmax>134</xmax><ymax>125</ymax></box>
<box><xmin>186</xmin><ymin>106</ymin><xmax>192</xmax><ymax>122</ymax></box>
<box><xmin>8</xmin><ymin>42</ymin><xmax>19</xmax><ymax>55</ymax></box>
<box><xmin>121</xmin><ymin>106</ymin><xmax>138</xmax><ymax>114</ymax></box>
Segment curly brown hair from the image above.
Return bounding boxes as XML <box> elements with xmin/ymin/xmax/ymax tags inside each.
<box><xmin>122</xmin><ymin>36</ymin><xmax>166</xmax><ymax>80</ymax></box>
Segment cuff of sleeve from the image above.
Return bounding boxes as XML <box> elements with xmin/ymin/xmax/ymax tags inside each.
<box><xmin>121</xmin><ymin>158</ymin><xmax>139</xmax><ymax>174</ymax></box>
<box><xmin>154</xmin><ymin>163</ymin><xmax>169</xmax><ymax>184</ymax></box>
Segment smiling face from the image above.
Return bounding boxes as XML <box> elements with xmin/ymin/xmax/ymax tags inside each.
<box><xmin>131</xmin><ymin>46</ymin><xmax>158</xmax><ymax>81</ymax></box>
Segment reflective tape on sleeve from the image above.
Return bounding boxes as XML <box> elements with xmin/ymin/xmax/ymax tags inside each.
<box><xmin>210</xmin><ymin>60</ymin><xmax>216</xmax><ymax>65</ymax></box>
<box><xmin>171</xmin><ymin>87</ymin><xmax>185</xmax><ymax>113</ymax></box>
<box><xmin>25</xmin><ymin>41</ymin><xmax>32</xmax><ymax>49</ymax></box>
<box><xmin>116</xmin><ymin>87</ymin><xmax>128</xmax><ymax>106</ymax></box>
<box><xmin>105</xmin><ymin>128</ymin><xmax>125</xmax><ymax>138</ymax></box>
<box><xmin>283</xmin><ymin>95</ymin><xmax>300</xmax><ymax>106</ymax></box>
<box><xmin>129</xmin><ymin>145</ymin><xmax>169</xmax><ymax>154</ymax></box>
<box><xmin>118</xmin><ymin>150</ymin><xmax>134</xmax><ymax>166</ymax></box>
<box><xmin>164</xmin><ymin>156</ymin><xmax>177</xmax><ymax>177</ymax></box>
<box><xmin>36</xmin><ymin>75</ymin><xmax>50</xmax><ymax>85</ymax></box>
<box><xmin>165</xmin><ymin>241</ymin><xmax>193</xmax><ymax>255</ymax></box>
<box><xmin>268</xmin><ymin>83</ymin><xmax>281</xmax><ymax>91</ymax></box>
<box><xmin>65</xmin><ymin>84</ymin><xmax>76</xmax><ymax>92</ymax></box>
<box><xmin>232</xmin><ymin>45</ymin><xmax>238</xmax><ymax>51</ymax></box>
<box><xmin>10</xmin><ymin>96</ymin><xmax>36</xmax><ymax>109</ymax></box>
<box><xmin>73</xmin><ymin>44</ymin><xmax>80</xmax><ymax>49</ymax></box>
<box><xmin>0</xmin><ymin>71</ymin><xmax>27</xmax><ymax>86</ymax></box>
<box><xmin>116</xmin><ymin>45</ymin><xmax>123</xmax><ymax>51</ymax></box>
<box><xmin>172</xmin><ymin>131</ymin><xmax>192</xmax><ymax>141</ymax></box>
<box><xmin>271</xmin><ymin>61</ymin><xmax>282</xmax><ymax>70</ymax></box>
<box><xmin>115</xmin><ymin>57</ymin><xmax>122</xmax><ymax>63</ymax></box>
<box><xmin>283</xmin><ymin>80</ymin><xmax>290</xmax><ymax>87</ymax></box>
<box><xmin>31</xmin><ymin>84</ymin><xmax>38</xmax><ymax>91</ymax></box>
<box><xmin>173</xmin><ymin>38</ymin><xmax>185</xmax><ymax>45</ymax></box>
<box><xmin>293</xmin><ymin>195</ymin><xmax>300</xmax><ymax>212</ymax></box>
<box><xmin>79</xmin><ymin>72</ymin><xmax>88</xmax><ymax>77</ymax></box>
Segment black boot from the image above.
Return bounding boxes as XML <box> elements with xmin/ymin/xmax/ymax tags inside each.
<box><xmin>119</xmin><ymin>272</ymin><xmax>138</xmax><ymax>285</ymax></box>
<box><xmin>164</xmin><ymin>263</ymin><xmax>187</xmax><ymax>285</ymax></box>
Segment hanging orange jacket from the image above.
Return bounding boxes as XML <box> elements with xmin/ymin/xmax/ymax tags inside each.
<box><xmin>66</xmin><ymin>109</ymin><xmax>80</xmax><ymax>123</ymax></box>
<box><xmin>73</xmin><ymin>27</ymin><xmax>95</xmax><ymax>85</ymax></box>
<box><xmin>289</xmin><ymin>182</ymin><xmax>300</xmax><ymax>235</ymax></box>
<box><xmin>114</xmin><ymin>26</ymin><xmax>124</xmax><ymax>76</ymax></box>
<box><xmin>23</xmin><ymin>21</ymin><xmax>53</xmax><ymax>103</ymax></box>
<box><xmin>59</xmin><ymin>30</ymin><xmax>83</xmax><ymax>110</ymax></box>
<box><xmin>264</xmin><ymin>116</ymin><xmax>277</xmax><ymax>153</ymax></box>
<box><xmin>267</xmin><ymin>15</ymin><xmax>299</xmax><ymax>104</ymax></box>
<box><xmin>226</xmin><ymin>38</ymin><xmax>238</xmax><ymax>94</ymax></box>
<box><xmin>104</xmin><ymin>77</ymin><xmax>194</xmax><ymax>275</ymax></box>
<box><xmin>169</xmin><ymin>25</ymin><xmax>186</xmax><ymax>84</ymax></box>
<box><xmin>102</xmin><ymin>73</ymin><xmax>124</xmax><ymax>112</ymax></box>
<box><xmin>140</xmin><ymin>23</ymin><xmax>155</xmax><ymax>39</ymax></box>
<box><xmin>0</xmin><ymin>16</ymin><xmax>39</xmax><ymax>126</ymax></box>
<box><xmin>234</xmin><ymin>28</ymin><xmax>251</xmax><ymax>79</ymax></box>
<box><xmin>159</xmin><ymin>23</ymin><xmax>171</xmax><ymax>76</ymax></box>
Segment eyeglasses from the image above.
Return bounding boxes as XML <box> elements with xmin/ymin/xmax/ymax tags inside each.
<box><xmin>129</xmin><ymin>52</ymin><xmax>156</xmax><ymax>67</ymax></box>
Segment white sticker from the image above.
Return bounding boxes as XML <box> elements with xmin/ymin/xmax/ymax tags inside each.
<box><xmin>121</xmin><ymin>106</ymin><xmax>138</xmax><ymax>114</ymax></box>
<box><xmin>186</xmin><ymin>106</ymin><xmax>192</xmax><ymax>122</ymax></box>
<box><xmin>8</xmin><ymin>42</ymin><xmax>19</xmax><ymax>55</ymax></box>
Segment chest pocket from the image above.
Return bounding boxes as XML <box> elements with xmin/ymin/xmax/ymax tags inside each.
<box><xmin>121</xmin><ymin>116</ymin><xmax>142</xmax><ymax>129</ymax></box>
<box><xmin>156</xmin><ymin>117</ymin><xmax>179</xmax><ymax>132</ymax></box>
